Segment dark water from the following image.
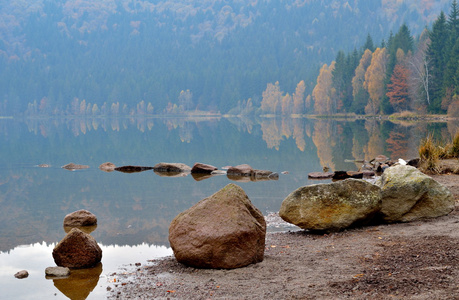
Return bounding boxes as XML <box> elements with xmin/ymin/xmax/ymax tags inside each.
<box><xmin>0</xmin><ymin>116</ymin><xmax>457</xmax><ymax>299</ymax></box>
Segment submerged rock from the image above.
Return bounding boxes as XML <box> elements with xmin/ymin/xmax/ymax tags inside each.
<box><xmin>169</xmin><ymin>183</ymin><xmax>266</xmax><ymax>269</ymax></box>
<box><xmin>114</xmin><ymin>165</ymin><xmax>153</xmax><ymax>173</ymax></box>
<box><xmin>63</xmin><ymin>209</ymin><xmax>97</xmax><ymax>227</ymax></box>
<box><xmin>62</xmin><ymin>163</ymin><xmax>89</xmax><ymax>170</ymax></box>
<box><xmin>375</xmin><ymin>165</ymin><xmax>455</xmax><ymax>223</ymax></box>
<box><xmin>53</xmin><ymin>228</ymin><xmax>102</xmax><ymax>269</ymax></box>
<box><xmin>279</xmin><ymin>179</ymin><xmax>382</xmax><ymax>231</ymax></box>
<box><xmin>99</xmin><ymin>162</ymin><xmax>116</xmax><ymax>172</ymax></box>
<box><xmin>226</xmin><ymin>164</ymin><xmax>253</xmax><ymax>176</ymax></box>
<box><xmin>14</xmin><ymin>270</ymin><xmax>29</xmax><ymax>279</ymax></box>
<box><xmin>191</xmin><ymin>163</ymin><xmax>218</xmax><ymax>174</ymax></box>
<box><xmin>153</xmin><ymin>162</ymin><xmax>191</xmax><ymax>173</ymax></box>
<box><xmin>45</xmin><ymin>266</ymin><xmax>71</xmax><ymax>278</ymax></box>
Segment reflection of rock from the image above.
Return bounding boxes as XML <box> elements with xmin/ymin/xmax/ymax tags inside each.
<box><xmin>154</xmin><ymin>171</ymin><xmax>189</xmax><ymax>177</ymax></box>
<box><xmin>280</xmin><ymin>179</ymin><xmax>382</xmax><ymax>232</ymax></box>
<box><xmin>191</xmin><ymin>173</ymin><xmax>214</xmax><ymax>181</ymax></box>
<box><xmin>191</xmin><ymin>162</ymin><xmax>218</xmax><ymax>174</ymax></box>
<box><xmin>169</xmin><ymin>183</ymin><xmax>266</xmax><ymax>269</ymax></box>
<box><xmin>63</xmin><ymin>209</ymin><xmax>97</xmax><ymax>227</ymax></box>
<box><xmin>53</xmin><ymin>228</ymin><xmax>102</xmax><ymax>269</ymax></box>
<box><xmin>45</xmin><ymin>266</ymin><xmax>70</xmax><ymax>278</ymax></box>
<box><xmin>153</xmin><ymin>162</ymin><xmax>191</xmax><ymax>173</ymax></box>
<box><xmin>61</xmin><ymin>163</ymin><xmax>89</xmax><ymax>170</ymax></box>
<box><xmin>52</xmin><ymin>263</ymin><xmax>102</xmax><ymax>300</ymax></box>
<box><xmin>114</xmin><ymin>165</ymin><xmax>154</xmax><ymax>173</ymax></box>
<box><xmin>14</xmin><ymin>270</ymin><xmax>29</xmax><ymax>279</ymax></box>
<box><xmin>375</xmin><ymin>165</ymin><xmax>455</xmax><ymax>223</ymax></box>
<box><xmin>99</xmin><ymin>162</ymin><xmax>116</xmax><ymax>172</ymax></box>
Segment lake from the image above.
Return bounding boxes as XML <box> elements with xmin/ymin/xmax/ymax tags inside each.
<box><xmin>0</xmin><ymin>116</ymin><xmax>457</xmax><ymax>299</ymax></box>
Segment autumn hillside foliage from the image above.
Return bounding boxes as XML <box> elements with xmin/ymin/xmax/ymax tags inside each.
<box><xmin>298</xmin><ymin>1</ymin><xmax>459</xmax><ymax>117</ymax></box>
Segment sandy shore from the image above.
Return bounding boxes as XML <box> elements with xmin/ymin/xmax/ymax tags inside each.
<box><xmin>108</xmin><ymin>174</ymin><xmax>459</xmax><ymax>299</ymax></box>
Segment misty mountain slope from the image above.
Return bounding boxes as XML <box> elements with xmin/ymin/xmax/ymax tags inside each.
<box><xmin>0</xmin><ymin>0</ymin><xmax>451</xmax><ymax>115</ymax></box>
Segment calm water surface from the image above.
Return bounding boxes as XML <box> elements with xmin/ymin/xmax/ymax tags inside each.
<box><xmin>0</xmin><ymin>116</ymin><xmax>456</xmax><ymax>299</ymax></box>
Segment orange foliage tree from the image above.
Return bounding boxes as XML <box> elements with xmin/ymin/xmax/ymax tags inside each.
<box><xmin>386</xmin><ymin>64</ymin><xmax>411</xmax><ymax>112</ymax></box>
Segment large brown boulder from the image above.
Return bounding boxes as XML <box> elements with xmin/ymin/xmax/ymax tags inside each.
<box><xmin>169</xmin><ymin>183</ymin><xmax>266</xmax><ymax>269</ymax></box>
<box><xmin>191</xmin><ymin>162</ymin><xmax>218</xmax><ymax>174</ymax></box>
<box><xmin>279</xmin><ymin>179</ymin><xmax>382</xmax><ymax>231</ymax></box>
<box><xmin>375</xmin><ymin>165</ymin><xmax>455</xmax><ymax>223</ymax></box>
<box><xmin>53</xmin><ymin>228</ymin><xmax>102</xmax><ymax>269</ymax></box>
<box><xmin>63</xmin><ymin>210</ymin><xmax>97</xmax><ymax>227</ymax></box>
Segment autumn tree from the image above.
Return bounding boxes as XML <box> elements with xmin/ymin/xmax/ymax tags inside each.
<box><xmin>261</xmin><ymin>82</ymin><xmax>283</xmax><ymax>114</ymax></box>
<box><xmin>292</xmin><ymin>80</ymin><xmax>306</xmax><ymax>114</ymax></box>
<box><xmin>364</xmin><ymin>48</ymin><xmax>388</xmax><ymax>115</ymax></box>
<box><xmin>313</xmin><ymin>62</ymin><xmax>336</xmax><ymax>115</ymax></box>
<box><xmin>408</xmin><ymin>29</ymin><xmax>431</xmax><ymax>112</ymax></box>
<box><xmin>351</xmin><ymin>49</ymin><xmax>372</xmax><ymax>114</ymax></box>
<box><xmin>281</xmin><ymin>93</ymin><xmax>292</xmax><ymax>115</ymax></box>
<box><xmin>386</xmin><ymin>63</ymin><xmax>411</xmax><ymax>112</ymax></box>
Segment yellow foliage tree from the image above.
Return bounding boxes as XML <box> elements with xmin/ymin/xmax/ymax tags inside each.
<box><xmin>364</xmin><ymin>48</ymin><xmax>388</xmax><ymax>115</ymax></box>
<box><xmin>313</xmin><ymin>62</ymin><xmax>336</xmax><ymax>114</ymax></box>
<box><xmin>261</xmin><ymin>81</ymin><xmax>283</xmax><ymax>114</ymax></box>
<box><xmin>281</xmin><ymin>93</ymin><xmax>292</xmax><ymax>115</ymax></box>
<box><xmin>293</xmin><ymin>80</ymin><xmax>306</xmax><ymax>114</ymax></box>
<box><xmin>352</xmin><ymin>49</ymin><xmax>373</xmax><ymax>99</ymax></box>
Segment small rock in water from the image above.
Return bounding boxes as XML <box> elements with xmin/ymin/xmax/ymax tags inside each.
<box><xmin>38</xmin><ymin>164</ymin><xmax>50</xmax><ymax>168</ymax></box>
<box><xmin>62</xmin><ymin>163</ymin><xmax>89</xmax><ymax>170</ymax></box>
<box><xmin>45</xmin><ymin>266</ymin><xmax>70</xmax><ymax>277</ymax></box>
<box><xmin>14</xmin><ymin>270</ymin><xmax>29</xmax><ymax>279</ymax></box>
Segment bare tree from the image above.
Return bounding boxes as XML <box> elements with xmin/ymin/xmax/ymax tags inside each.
<box><xmin>408</xmin><ymin>29</ymin><xmax>431</xmax><ymax>110</ymax></box>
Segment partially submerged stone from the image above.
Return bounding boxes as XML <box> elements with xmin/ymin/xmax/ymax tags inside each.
<box><xmin>169</xmin><ymin>183</ymin><xmax>266</xmax><ymax>269</ymax></box>
<box><xmin>63</xmin><ymin>210</ymin><xmax>97</xmax><ymax>227</ymax></box>
<box><xmin>14</xmin><ymin>270</ymin><xmax>29</xmax><ymax>279</ymax></box>
<box><xmin>153</xmin><ymin>162</ymin><xmax>191</xmax><ymax>173</ymax></box>
<box><xmin>99</xmin><ymin>162</ymin><xmax>116</xmax><ymax>172</ymax></box>
<box><xmin>114</xmin><ymin>165</ymin><xmax>153</xmax><ymax>173</ymax></box>
<box><xmin>375</xmin><ymin>165</ymin><xmax>455</xmax><ymax>223</ymax></box>
<box><xmin>191</xmin><ymin>162</ymin><xmax>218</xmax><ymax>174</ymax></box>
<box><xmin>45</xmin><ymin>266</ymin><xmax>71</xmax><ymax>278</ymax></box>
<box><xmin>62</xmin><ymin>163</ymin><xmax>89</xmax><ymax>170</ymax></box>
<box><xmin>226</xmin><ymin>164</ymin><xmax>253</xmax><ymax>176</ymax></box>
<box><xmin>279</xmin><ymin>179</ymin><xmax>382</xmax><ymax>231</ymax></box>
<box><xmin>53</xmin><ymin>228</ymin><xmax>102</xmax><ymax>269</ymax></box>
<box><xmin>308</xmin><ymin>172</ymin><xmax>334</xmax><ymax>179</ymax></box>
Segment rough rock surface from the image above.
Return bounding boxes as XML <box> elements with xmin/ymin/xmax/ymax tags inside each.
<box><xmin>308</xmin><ymin>172</ymin><xmax>334</xmax><ymax>179</ymax></box>
<box><xmin>45</xmin><ymin>266</ymin><xmax>71</xmax><ymax>277</ymax></box>
<box><xmin>191</xmin><ymin>162</ymin><xmax>218</xmax><ymax>173</ymax></box>
<box><xmin>169</xmin><ymin>183</ymin><xmax>266</xmax><ymax>269</ymax></box>
<box><xmin>99</xmin><ymin>162</ymin><xmax>116</xmax><ymax>172</ymax></box>
<box><xmin>375</xmin><ymin>165</ymin><xmax>455</xmax><ymax>222</ymax></box>
<box><xmin>53</xmin><ymin>228</ymin><xmax>102</xmax><ymax>269</ymax></box>
<box><xmin>153</xmin><ymin>162</ymin><xmax>191</xmax><ymax>172</ymax></box>
<box><xmin>63</xmin><ymin>210</ymin><xmax>97</xmax><ymax>227</ymax></box>
<box><xmin>226</xmin><ymin>164</ymin><xmax>253</xmax><ymax>176</ymax></box>
<box><xmin>14</xmin><ymin>270</ymin><xmax>29</xmax><ymax>279</ymax></box>
<box><xmin>279</xmin><ymin>179</ymin><xmax>381</xmax><ymax>231</ymax></box>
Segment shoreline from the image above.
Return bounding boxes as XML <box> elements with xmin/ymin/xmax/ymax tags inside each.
<box><xmin>108</xmin><ymin>174</ymin><xmax>459</xmax><ymax>299</ymax></box>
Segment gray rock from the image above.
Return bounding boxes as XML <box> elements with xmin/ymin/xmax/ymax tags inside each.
<box><xmin>62</xmin><ymin>163</ymin><xmax>89</xmax><ymax>170</ymax></box>
<box><xmin>45</xmin><ymin>266</ymin><xmax>70</xmax><ymax>277</ymax></box>
<box><xmin>169</xmin><ymin>183</ymin><xmax>266</xmax><ymax>269</ymax></box>
<box><xmin>191</xmin><ymin>162</ymin><xmax>218</xmax><ymax>173</ymax></box>
<box><xmin>98</xmin><ymin>162</ymin><xmax>116</xmax><ymax>172</ymax></box>
<box><xmin>14</xmin><ymin>270</ymin><xmax>29</xmax><ymax>279</ymax></box>
<box><xmin>63</xmin><ymin>209</ymin><xmax>97</xmax><ymax>227</ymax></box>
<box><xmin>153</xmin><ymin>162</ymin><xmax>191</xmax><ymax>173</ymax></box>
<box><xmin>279</xmin><ymin>179</ymin><xmax>382</xmax><ymax>231</ymax></box>
<box><xmin>375</xmin><ymin>165</ymin><xmax>455</xmax><ymax>223</ymax></box>
<box><xmin>53</xmin><ymin>228</ymin><xmax>102</xmax><ymax>269</ymax></box>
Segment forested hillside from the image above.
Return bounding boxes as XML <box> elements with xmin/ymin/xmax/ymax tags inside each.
<box><xmin>0</xmin><ymin>0</ymin><xmax>452</xmax><ymax>116</ymax></box>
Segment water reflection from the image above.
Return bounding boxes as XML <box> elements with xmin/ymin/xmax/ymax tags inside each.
<box><xmin>50</xmin><ymin>263</ymin><xmax>102</xmax><ymax>300</ymax></box>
